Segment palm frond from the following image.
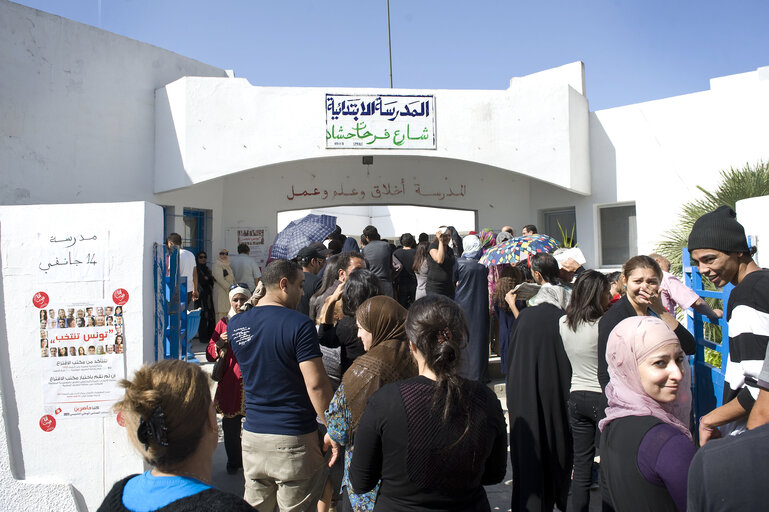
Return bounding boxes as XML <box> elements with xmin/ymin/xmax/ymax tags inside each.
<box><xmin>654</xmin><ymin>160</ymin><xmax>769</xmax><ymax>277</ymax></box>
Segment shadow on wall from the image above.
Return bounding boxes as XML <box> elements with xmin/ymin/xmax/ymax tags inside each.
<box><xmin>589</xmin><ymin>114</ymin><xmax>618</xmax><ymax>205</ymax></box>
<box><xmin>0</xmin><ymin>223</ymin><xmax>25</xmax><ymax>479</ymax></box>
<box><xmin>0</xmin><ymin>224</ymin><xmax>86</xmax><ymax>510</ymax></box>
<box><xmin>586</xmin><ymin>114</ymin><xmax>619</xmax><ymax>266</ymax></box>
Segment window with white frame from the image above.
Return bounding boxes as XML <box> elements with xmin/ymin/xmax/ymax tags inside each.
<box><xmin>599</xmin><ymin>203</ymin><xmax>637</xmax><ymax>267</ymax></box>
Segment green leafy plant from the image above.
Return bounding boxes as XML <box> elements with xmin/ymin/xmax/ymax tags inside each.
<box><xmin>556</xmin><ymin>220</ymin><xmax>577</xmax><ymax>248</ymax></box>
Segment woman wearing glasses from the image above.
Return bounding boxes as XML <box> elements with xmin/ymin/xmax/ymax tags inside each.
<box><xmin>213</xmin><ymin>249</ymin><xmax>235</xmax><ymax>320</ymax></box>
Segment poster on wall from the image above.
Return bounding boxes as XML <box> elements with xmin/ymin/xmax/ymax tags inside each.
<box><xmin>36</xmin><ymin>292</ymin><xmax>127</xmax><ymax>418</ymax></box>
<box><xmin>37</xmin><ymin>231</ymin><xmax>107</xmax><ymax>282</ymax></box>
<box><xmin>237</xmin><ymin>228</ymin><xmax>268</xmax><ymax>270</ymax></box>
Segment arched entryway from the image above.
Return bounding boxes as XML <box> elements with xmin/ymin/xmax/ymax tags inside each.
<box><xmin>277</xmin><ymin>204</ymin><xmax>477</xmax><ymax>240</ymax></box>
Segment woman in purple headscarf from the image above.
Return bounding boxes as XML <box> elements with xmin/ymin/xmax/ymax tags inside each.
<box><xmin>599</xmin><ymin>316</ymin><xmax>695</xmax><ymax>512</ymax></box>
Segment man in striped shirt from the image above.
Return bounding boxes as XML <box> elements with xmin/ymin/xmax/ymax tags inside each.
<box><xmin>687</xmin><ymin>206</ymin><xmax>767</xmax><ymax>444</ymax></box>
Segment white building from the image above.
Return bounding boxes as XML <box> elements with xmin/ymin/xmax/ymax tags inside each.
<box><xmin>0</xmin><ymin>0</ymin><xmax>768</xmax><ymax>508</ymax></box>
<box><xmin>3</xmin><ymin>0</ymin><xmax>767</xmax><ymax>268</ymax></box>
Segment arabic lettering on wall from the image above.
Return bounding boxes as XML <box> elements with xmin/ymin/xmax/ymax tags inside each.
<box><xmin>38</xmin><ymin>232</ymin><xmax>106</xmax><ymax>282</ymax></box>
<box><xmin>326</xmin><ymin>94</ymin><xmax>436</xmax><ymax>149</ymax></box>
<box><xmin>286</xmin><ymin>179</ymin><xmax>467</xmax><ymax>202</ymax></box>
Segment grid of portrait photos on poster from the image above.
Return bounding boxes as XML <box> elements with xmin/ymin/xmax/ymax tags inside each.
<box><xmin>39</xmin><ymin>304</ymin><xmax>124</xmax><ymax>358</ymax></box>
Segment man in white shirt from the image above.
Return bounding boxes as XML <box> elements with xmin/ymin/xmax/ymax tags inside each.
<box><xmin>166</xmin><ymin>233</ymin><xmax>198</xmax><ymax>308</ymax></box>
<box><xmin>230</xmin><ymin>243</ymin><xmax>262</xmax><ymax>292</ymax></box>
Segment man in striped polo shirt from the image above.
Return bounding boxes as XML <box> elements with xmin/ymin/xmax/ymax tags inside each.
<box><xmin>687</xmin><ymin>205</ymin><xmax>767</xmax><ymax>444</ymax></box>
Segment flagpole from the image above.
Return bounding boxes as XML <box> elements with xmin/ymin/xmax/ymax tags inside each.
<box><xmin>387</xmin><ymin>0</ymin><xmax>393</xmax><ymax>88</ymax></box>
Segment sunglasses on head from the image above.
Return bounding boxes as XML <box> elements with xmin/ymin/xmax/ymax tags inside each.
<box><xmin>220</xmin><ymin>251</ymin><xmax>228</xmax><ymax>256</ymax></box>
<box><xmin>229</xmin><ymin>283</ymin><xmax>250</xmax><ymax>291</ymax></box>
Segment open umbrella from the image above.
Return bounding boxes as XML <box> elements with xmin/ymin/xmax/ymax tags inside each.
<box><xmin>269</xmin><ymin>214</ymin><xmax>337</xmax><ymax>260</ymax></box>
<box><xmin>479</xmin><ymin>234</ymin><xmax>559</xmax><ymax>267</ymax></box>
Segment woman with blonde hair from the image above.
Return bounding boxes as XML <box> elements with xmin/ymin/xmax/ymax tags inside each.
<box><xmin>99</xmin><ymin>359</ymin><xmax>255</xmax><ymax>511</ymax></box>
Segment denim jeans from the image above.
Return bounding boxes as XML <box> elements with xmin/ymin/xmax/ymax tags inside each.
<box><xmin>568</xmin><ymin>390</ymin><xmax>606</xmax><ymax>512</ymax></box>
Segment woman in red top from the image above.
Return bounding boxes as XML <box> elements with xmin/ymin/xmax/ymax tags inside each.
<box><xmin>206</xmin><ymin>283</ymin><xmax>251</xmax><ymax>474</ymax></box>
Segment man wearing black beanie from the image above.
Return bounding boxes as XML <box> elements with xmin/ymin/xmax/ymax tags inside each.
<box><xmin>688</xmin><ymin>205</ymin><xmax>768</xmax><ymax>443</ymax></box>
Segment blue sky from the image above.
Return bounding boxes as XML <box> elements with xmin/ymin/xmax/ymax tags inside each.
<box><xmin>13</xmin><ymin>0</ymin><xmax>769</xmax><ymax>111</ymax></box>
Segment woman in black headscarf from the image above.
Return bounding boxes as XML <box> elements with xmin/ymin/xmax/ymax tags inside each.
<box><xmin>195</xmin><ymin>251</ymin><xmax>216</xmax><ymax>343</ymax></box>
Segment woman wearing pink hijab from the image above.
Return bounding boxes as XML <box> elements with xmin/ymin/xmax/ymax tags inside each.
<box><xmin>599</xmin><ymin>316</ymin><xmax>695</xmax><ymax>512</ymax></box>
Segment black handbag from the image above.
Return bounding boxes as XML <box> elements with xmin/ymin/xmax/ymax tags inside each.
<box><xmin>211</xmin><ymin>349</ymin><xmax>227</xmax><ymax>382</ymax></box>
<box><xmin>210</xmin><ymin>317</ymin><xmax>228</xmax><ymax>382</ymax></box>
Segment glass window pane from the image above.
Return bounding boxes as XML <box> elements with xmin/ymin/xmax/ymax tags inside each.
<box><xmin>543</xmin><ymin>208</ymin><xmax>576</xmax><ymax>245</ymax></box>
<box><xmin>600</xmin><ymin>204</ymin><xmax>636</xmax><ymax>266</ymax></box>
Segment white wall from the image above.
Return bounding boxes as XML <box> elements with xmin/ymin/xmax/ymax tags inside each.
<box><xmin>0</xmin><ymin>0</ymin><xmax>227</xmax><ymax>207</ymax></box>
<box><xmin>0</xmin><ymin>202</ymin><xmax>163</xmax><ymax>511</ymax></box>
<box><xmin>277</xmin><ymin>205</ymin><xmax>476</xmax><ymax>240</ymax></box>
<box><xmin>736</xmin><ymin>195</ymin><xmax>769</xmax><ymax>268</ymax></box>
<box><xmin>154</xmin><ymin>62</ymin><xmax>592</xmax><ymax>195</ymax></box>
<box><xmin>590</xmin><ymin>66</ymin><xmax>769</xmax><ymax>264</ymax></box>
<box><xmin>218</xmin><ymin>155</ymin><xmax>535</xmax><ymax>255</ymax></box>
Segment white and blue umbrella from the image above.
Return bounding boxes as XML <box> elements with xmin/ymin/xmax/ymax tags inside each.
<box><xmin>269</xmin><ymin>214</ymin><xmax>337</xmax><ymax>260</ymax></box>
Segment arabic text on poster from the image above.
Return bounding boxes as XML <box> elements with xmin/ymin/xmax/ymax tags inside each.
<box><xmin>39</xmin><ymin>302</ymin><xmax>126</xmax><ymax>418</ymax></box>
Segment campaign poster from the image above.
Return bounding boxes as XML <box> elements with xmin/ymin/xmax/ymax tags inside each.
<box><xmin>38</xmin><ymin>301</ymin><xmax>126</xmax><ymax>418</ymax></box>
<box><xmin>237</xmin><ymin>228</ymin><xmax>268</xmax><ymax>270</ymax></box>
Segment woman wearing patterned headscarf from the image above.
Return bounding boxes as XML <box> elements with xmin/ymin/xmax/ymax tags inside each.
<box><xmin>479</xmin><ymin>229</ymin><xmax>496</xmax><ymax>252</ymax></box>
<box><xmin>324</xmin><ymin>296</ymin><xmax>417</xmax><ymax>511</ymax></box>
<box><xmin>599</xmin><ymin>316</ymin><xmax>695</xmax><ymax>511</ymax></box>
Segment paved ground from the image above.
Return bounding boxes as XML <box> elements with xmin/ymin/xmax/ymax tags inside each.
<box><xmin>192</xmin><ymin>341</ymin><xmax>601</xmax><ymax>511</ymax></box>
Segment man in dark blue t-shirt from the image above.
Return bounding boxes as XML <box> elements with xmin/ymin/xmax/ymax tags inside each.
<box><xmin>229</xmin><ymin>259</ymin><xmax>334</xmax><ymax>510</ymax></box>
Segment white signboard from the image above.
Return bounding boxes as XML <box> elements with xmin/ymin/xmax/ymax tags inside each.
<box><xmin>326</xmin><ymin>94</ymin><xmax>436</xmax><ymax>149</ymax></box>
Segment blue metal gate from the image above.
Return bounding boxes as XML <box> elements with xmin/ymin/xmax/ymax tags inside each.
<box><xmin>683</xmin><ymin>249</ymin><xmax>733</xmax><ymax>422</ymax></box>
<box><xmin>153</xmin><ymin>243</ymin><xmax>199</xmax><ymax>361</ymax></box>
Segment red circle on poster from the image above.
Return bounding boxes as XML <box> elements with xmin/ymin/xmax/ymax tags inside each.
<box><xmin>39</xmin><ymin>414</ymin><xmax>56</xmax><ymax>432</ymax></box>
<box><xmin>116</xmin><ymin>411</ymin><xmax>126</xmax><ymax>427</ymax></box>
<box><xmin>112</xmin><ymin>288</ymin><xmax>129</xmax><ymax>306</ymax></box>
<box><xmin>32</xmin><ymin>292</ymin><xmax>49</xmax><ymax>309</ymax></box>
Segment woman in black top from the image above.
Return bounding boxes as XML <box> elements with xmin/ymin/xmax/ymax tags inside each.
<box><xmin>318</xmin><ymin>269</ymin><xmax>382</xmax><ymax>374</ymax></box>
<box><xmin>426</xmin><ymin>227</ymin><xmax>456</xmax><ymax>299</ymax></box>
<box><xmin>350</xmin><ymin>295</ymin><xmax>507</xmax><ymax>511</ymax></box>
<box><xmin>393</xmin><ymin>233</ymin><xmax>417</xmax><ymax>308</ymax></box>
<box><xmin>195</xmin><ymin>251</ymin><xmax>216</xmax><ymax>344</ymax></box>
<box><xmin>598</xmin><ymin>255</ymin><xmax>696</xmax><ymax>391</ymax></box>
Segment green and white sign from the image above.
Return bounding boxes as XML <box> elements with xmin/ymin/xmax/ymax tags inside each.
<box><xmin>326</xmin><ymin>94</ymin><xmax>436</xmax><ymax>149</ymax></box>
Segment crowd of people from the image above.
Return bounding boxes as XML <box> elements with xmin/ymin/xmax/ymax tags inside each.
<box><xmin>103</xmin><ymin>209</ymin><xmax>769</xmax><ymax>512</ymax></box>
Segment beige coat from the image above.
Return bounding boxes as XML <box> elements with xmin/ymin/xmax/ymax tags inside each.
<box><xmin>212</xmin><ymin>258</ymin><xmax>235</xmax><ymax>318</ymax></box>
